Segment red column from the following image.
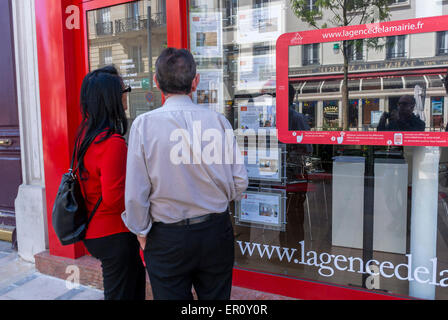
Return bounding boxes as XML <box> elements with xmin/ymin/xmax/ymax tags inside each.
<box><xmin>167</xmin><ymin>0</ymin><xmax>189</xmax><ymax>49</ymax></box>
<box><xmin>35</xmin><ymin>0</ymin><xmax>86</xmax><ymax>258</ymax></box>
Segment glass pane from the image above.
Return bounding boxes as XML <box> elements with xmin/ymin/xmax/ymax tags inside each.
<box><xmin>189</xmin><ymin>0</ymin><xmax>448</xmax><ymax>300</ymax></box>
<box><xmin>87</xmin><ymin>0</ymin><xmax>167</xmax><ymax>134</ymax></box>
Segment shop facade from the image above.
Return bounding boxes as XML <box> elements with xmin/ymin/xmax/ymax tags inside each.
<box><xmin>8</xmin><ymin>0</ymin><xmax>448</xmax><ymax>300</ymax></box>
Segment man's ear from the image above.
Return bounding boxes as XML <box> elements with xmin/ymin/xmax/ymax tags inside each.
<box><xmin>154</xmin><ymin>74</ymin><xmax>164</xmax><ymax>92</ymax></box>
<box><xmin>190</xmin><ymin>74</ymin><xmax>200</xmax><ymax>93</ymax></box>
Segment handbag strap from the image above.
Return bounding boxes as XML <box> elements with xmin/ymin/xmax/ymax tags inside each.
<box><xmin>86</xmin><ymin>195</ymin><xmax>102</xmax><ymax>228</ymax></box>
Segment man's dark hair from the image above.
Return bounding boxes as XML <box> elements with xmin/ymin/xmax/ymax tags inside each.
<box><xmin>398</xmin><ymin>95</ymin><xmax>416</xmax><ymax>107</ymax></box>
<box><xmin>155</xmin><ymin>48</ymin><xmax>197</xmax><ymax>95</ymax></box>
<box><xmin>289</xmin><ymin>84</ymin><xmax>295</xmax><ymax>106</ymax></box>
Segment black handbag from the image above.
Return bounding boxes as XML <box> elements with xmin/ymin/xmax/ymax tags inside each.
<box><xmin>51</xmin><ymin>144</ymin><xmax>102</xmax><ymax>246</ymax></box>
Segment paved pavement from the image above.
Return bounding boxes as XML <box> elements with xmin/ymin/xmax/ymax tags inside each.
<box><xmin>0</xmin><ymin>240</ymin><xmax>104</xmax><ymax>300</ymax></box>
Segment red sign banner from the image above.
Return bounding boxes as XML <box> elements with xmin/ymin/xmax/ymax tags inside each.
<box><xmin>276</xmin><ymin>15</ymin><xmax>448</xmax><ymax>146</ymax></box>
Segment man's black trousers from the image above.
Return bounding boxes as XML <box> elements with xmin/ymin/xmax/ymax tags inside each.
<box><xmin>84</xmin><ymin>232</ymin><xmax>146</xmax><ymax>300</ymax></box>
<box><xmin>143</xmin><ymin>212</ymin><xmax>235</xmax><ymax>300</ymax></box>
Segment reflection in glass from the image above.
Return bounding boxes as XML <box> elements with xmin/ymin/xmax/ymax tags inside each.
<box><xmin>87</xmin><ymin>0</ymin><xmax>167</xmax><ymax>134</ymax></box>
<box><xmin>191</xmin><ymin>0</ymin><xmax>448</xmax><ymax>300</ymax></box>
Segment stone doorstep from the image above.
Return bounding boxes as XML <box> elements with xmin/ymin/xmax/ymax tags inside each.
<box><xmin>34</xmin><ymin>251</ymin><xmax>294</xmax><ymax>300</ymax></box>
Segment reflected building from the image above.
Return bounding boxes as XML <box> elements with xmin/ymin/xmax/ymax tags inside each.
<box><xmin>87</xmin><ymin>0</ymin><xmax>167</xmax><ymax>129</ymax></box>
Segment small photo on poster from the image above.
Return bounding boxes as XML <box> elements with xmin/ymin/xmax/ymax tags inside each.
<box><xmin>196</xmin><ymin>32</ymin><xmax>218</xmax><ymax>47</ymax></box>
<box><xmin>193</xmin><ymin>69</ymin><xmax>224</xmax><ymax>114</ymax></box>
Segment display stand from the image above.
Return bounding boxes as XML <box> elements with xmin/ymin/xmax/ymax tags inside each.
<box><xmin>409</xmin><ymin>146</ymin><xmax>440</xmax><ymax>300</ymax></box>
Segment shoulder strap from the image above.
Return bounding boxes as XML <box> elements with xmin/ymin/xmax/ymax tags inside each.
<box><xmin>86</xmin><ymin>196</ymin><xmax>102</xmax><ymax>228</ymax></box>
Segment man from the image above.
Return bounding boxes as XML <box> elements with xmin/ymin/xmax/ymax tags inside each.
<box><xmin>377</xmin><ymin>95</ymin><xmax>425</xmax><ymax>132</ymax></box>
<box><xmin>281</xmin><ymin>85</ymin><xmax>312</xmax><ymax>247</ymax></box>
<box><xmin>122</xmin><ymin>48</ymin><xmax>248</xmax><ymax>300</ymax></box>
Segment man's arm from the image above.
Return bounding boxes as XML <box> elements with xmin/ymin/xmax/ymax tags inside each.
<box><xmin>223</xmin><ymin>117</ymin><xmax>248</xmax><ymax>201</ymax></box>
<box><xmin>122</xmin><ymin>118</ymin><xmax>152</xmax><ymax>248</ymax></box>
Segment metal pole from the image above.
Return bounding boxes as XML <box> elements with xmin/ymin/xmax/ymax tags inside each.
<box><xmin>147</xmin><ymin>5</ymin><xmax>153</xmax><ymax>90</ymax></box>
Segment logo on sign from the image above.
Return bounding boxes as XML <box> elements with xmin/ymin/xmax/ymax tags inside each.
<box><xmin>290</xmin><ymin>32</ymin><xmax>303</xmax><ymax>45</ymax></box>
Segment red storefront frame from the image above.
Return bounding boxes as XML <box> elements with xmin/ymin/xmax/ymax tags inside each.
<box><xmin>35</xmin><ymin>0</ymin><xmax>411</xmax><ymax>300</ymax></box>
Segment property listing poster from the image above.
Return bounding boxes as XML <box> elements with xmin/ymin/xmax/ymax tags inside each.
<box><xmin>238</xmin><ymin>54</ymin><xmax>276</xmax><ymax>91</ymax></box>
<box><xmin>238</xmin><ymin>95</ymin><xmax>276</xmax><ymax>130</ymax></box>
<box><xmin>190</xmin><ymin>11</ymin><xmax>223</xmax><ymax>58</ymax></box>
<box><xmin>193</xmin><ymin>69</ymin><xmax>224</xmax><ymax>114</ymax></box>
<box><xmin>244</xmin><ymin>147</ymin><xmax>282</xmax><ymax>182</ymax></box>
<box><xmin>237</xmin><ymin>191</ymin><xmax>283</xmax><ymax>229</ymax></box>
<box><xmin>236</xmin><ymin>4</ymin><xmax>283</xmax><ymax>44</ymax></box>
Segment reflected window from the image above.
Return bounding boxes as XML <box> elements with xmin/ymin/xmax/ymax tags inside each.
<box><xmin>96</xmin><ymin>8</ymin><xmax>113</xmax><ymax>35</ymax></box>
<box><xmin>305</xmin><ymin>0</ymin><xmax>317</xmax><ymax>12</ymax></box>
<box><xmin>323</xmin><ymin>100</ymin><xmax>339</xmax><ymax>129</ymax></box>
<box><xmin>302</xmin><ymin>44</ymin><xmax>320</xmax><ymax>66</ymax></box>
<box><xmin>437</xmin><ymin>31</ymin><xmax>448</xmax><ymax>56</ymax></box>
<box><xmin>88</xmin><ymin>0</ymin><xmax>167</xmax><ymax>134</ymax></box>
<box><xmin>386</xmin><ymin>35</ymin><xmax>406</xmax><ymax>59</ymax></box>
<box><xmin>347</xmin><ymin>40</ymin><xmax>364</xmax><ymax>62</ymax></box>
<box><xmin>224</xmin><ymin>0</ymin><xmax>238</xmax><ymax>26</ymax></box>
<box><xmin>99</xmin><ymin>47</ymin><xmax>113</xmax><ymax>67</ymax></box>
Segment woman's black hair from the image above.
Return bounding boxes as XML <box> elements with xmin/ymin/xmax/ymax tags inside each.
<box><xmin>75</xmin><ymin>65</ymin><xmax>128</xmax><ymax>177</ymax></box>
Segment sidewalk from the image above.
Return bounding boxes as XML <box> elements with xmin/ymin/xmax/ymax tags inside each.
<box><xmin>0</xmin><ymin>241</ymin><xmax>103</xmax><ymax>300</ymax></box>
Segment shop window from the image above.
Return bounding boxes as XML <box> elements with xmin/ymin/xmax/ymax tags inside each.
<box><xmin>189</xmin><ymin>0</ymin><xmax>448</xmax><ymax>300</ymax></box>
<box><xmin>431</xmin><ymin>97</ymin><xmax>444</xmax><ymax>129</ymax></box>
<box><xmin>437</xmin><ymin>31</ymin><xmax>448</xmax><ymax>56</ymax></box>
<box><xmin>323</xmin><ymin>100</ymin><xmax>339</xmax><ymax>129</ymax></box>
<box><xmin>302</xmin><ymin>44</ymin><xmax>320</xmax><ymax>66</ymax></box>
<box><xmin>386</xmin><ymin>35</ymin><xmax>407</xmax><ymax>59</ymax></box>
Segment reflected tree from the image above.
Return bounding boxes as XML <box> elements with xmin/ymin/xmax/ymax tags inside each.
<box><xmin>289</xmin><ymin>0</ymin><xmax>391</xmax><ymax>130</ymax></box>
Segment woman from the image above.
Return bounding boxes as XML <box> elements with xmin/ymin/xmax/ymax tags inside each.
<box><xmin>75</xmin><ymin>66</ymin><xmax>146</xmax><ymax>300</ymax></box>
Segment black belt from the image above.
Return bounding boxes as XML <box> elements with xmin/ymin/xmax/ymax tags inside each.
<box><xmin>155</xmin><ymin>210</ymin><xmax>229</xmax><ymax>227</ymax></box>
